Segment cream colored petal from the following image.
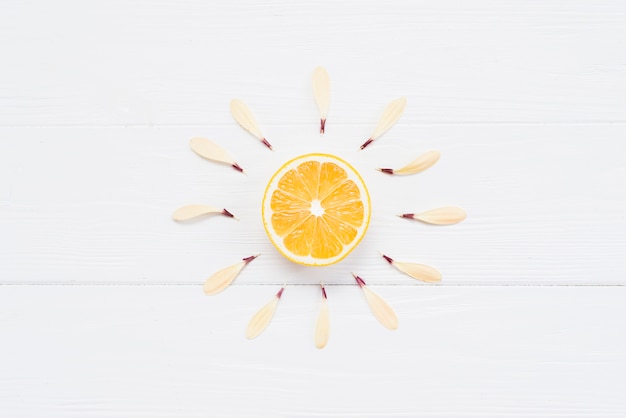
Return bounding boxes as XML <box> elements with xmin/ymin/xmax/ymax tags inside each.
<box><xmin>230</xmin><ymin>99</ymin><xmax>264</xmax><ymax>139</ymax></box>
<box><xmin>371</xmin><ymin>97</ymin><xmax>407</xmax><ymax>140</ymax></box>
<box><xmin>313</xmin><ymin>66</ymin><xmax>330</xmax><ymax>121</ymax></box>
<box><xmin>189</xmin><ymin>137</ymin><xmax>235</xmax><ymax>165</ymax></box>
<box><xmin>361</xmin><ymin>286</ymin><xmax>398</xmax><ymax>330</ymax></box>
<box><xmin>203</xmin><ymin>260</ymin><xmax>245</xmax><ymax>296</ymax></box>
<box><xmin>246</xmin><ymin>295</ymin><xmax>280</xmax><ymax>339</ymax></box>
<box><xmin>392</xmin><ymin>261</ymin><xmax>442</xmax><ymax>283</ymax></box>
<box><xmin>393</xmin><ymin>150</ymin><xmax>441</xmax><ymax>175</ymax></box>
<box><xmin>172</xmin><ymin>204</ymin><xmax>222</xmax><ymax>221</ymax></box>
<box><xmin>415</xmin><ymin>206</ymin><xmax>467</xmax><ymax>225</ymax></box>
<box><xmin>314</xmin><ymin>298</ymin><xmax>330</xmax><ymax>349</ymax></box>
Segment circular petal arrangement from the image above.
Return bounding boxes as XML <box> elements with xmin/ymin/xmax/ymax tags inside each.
<box><xmin>173</xmin><ymin>67</ymin><xmax>466</xmax><ymax>349</ymax></box>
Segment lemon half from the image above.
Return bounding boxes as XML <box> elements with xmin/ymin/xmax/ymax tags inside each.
<box><xmin>262</xmin><ymin>153</ymin><xmax>371</xmax><ymax>266</ymax></box>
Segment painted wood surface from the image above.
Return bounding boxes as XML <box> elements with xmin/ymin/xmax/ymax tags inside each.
<box><xmin>1</xmin><ymin>125</ymin><xmax>624</xmax><ymax>285</ymax></box>
<box><xmin>1</xmin><ymin>286</ymin><xmax>625</xmax><ymax>417</ymax></box>
<box><xmin>1</xmin><ymin>0</ymin><xmax>625</xmax><ymax>416</ymax></box>
<box><xmin>1</xmin><ymin>1</ymin><xmax>625</xmax><ymax>126</ymax></box>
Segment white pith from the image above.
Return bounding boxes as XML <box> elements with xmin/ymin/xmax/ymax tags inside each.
<box><xmin>310</xmin><ymin>199</ymin><xmax>324</xmax><ymax>217</ymax></box>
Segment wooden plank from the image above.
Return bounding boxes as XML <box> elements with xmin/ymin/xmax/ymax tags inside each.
<box><xmin>1</xmin><ymin>2</ymin><xmax>625</xmax><ymax>418</ymax></box>
<box><xmin>1</xmin><ymin>1</ymin><xmax>625</xmax><ymax>125</ymax></box>
<box><xmin>0</xmin><ymin>285</ymin><xmax>624</xmax><ymax>417</ymax></box>
<box><xmin>1</xmin><ymin>125</ymin><xmax>625</xmax><ymax>285</ymax></box>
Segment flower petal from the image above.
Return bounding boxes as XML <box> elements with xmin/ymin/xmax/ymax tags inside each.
<box><xmin>246</xmin><ymin>288</ymin><xmax>283</xmax><ymax>339</ymax></box>
<box><xmin>392</xmin><ymin>261</ymin><xmax>442</xmax><ymax>283</ymax></box>
<box><xmin>362</xmin><ymin>286</ymin><xmax>398</xmax><ymax>330</ymax></box>
<box><xmin>415</xmin><ymin>206</ymin><xmax>467</xmax><ymax>225</ymax></box>
<box><xmin>312</xmin><ymin>67</ymin><xmax>330</xmax><ymax>133</ymax></box>
<box><xmin>230</xmin><ymin>99</ymin><xmax>271</xmax><ymax>149</ymax></box>
<box><xmin>314</xmin><ymin>284</ymin><xmax>330</xmax><ymax>349</ymax></box>
<box><xmin>372</xmin><ymin>96</ymin><xmax>406</xmax><ymax>140</ymax></box>
<box><xmin>172</xmin><ymin>204</ymin><xmax>225</xmax><ymax>221</ymax></box>
<box><xmin>392</xmin><ymin>150</ymin><xmax>440</xmax><ymax>175</ymax></box>
<box><xmin>353</xmin><ymin>274</ymin><xmax>398</xmax><ymax>330</ymax></box>
<box><xmin>203</xmin><ymin>255</ymin><xmax>259</xmax><ymax>296</ymax></box>
<box><xmin>189</xmin><ymin>137</ymin><xmax>243</xmax><ymax>172</ymax></box>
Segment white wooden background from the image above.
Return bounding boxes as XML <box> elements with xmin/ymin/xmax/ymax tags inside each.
<box><xmin>1</xmin><ymin>1</ymin><xmax>625</xmax><ymax>416</ymax></box>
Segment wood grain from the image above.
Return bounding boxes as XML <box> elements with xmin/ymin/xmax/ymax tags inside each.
<box><xmin>0</xmin><ymin>0</ymin><xmax>625</xmax><ymax>416</ymax></box>
<box><xmin>1</xmin><ymin>125</ymin><xmax>624</xmax><ymax>285</ymax></box>
<box><xmin>1</xmin><ymin>1</ymin><xmax>626</xmax><ymax>126</ymax></box>
<box><xmin>0</xmin><ymin>285</ymin><xmax>624</xmax><ymax>417</ymax></box>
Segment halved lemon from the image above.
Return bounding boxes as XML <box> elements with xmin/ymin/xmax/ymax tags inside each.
<box><xmin>262</xmin><ymin>153</ymin><xmax>371</xmax><ymax>266</ymax></box>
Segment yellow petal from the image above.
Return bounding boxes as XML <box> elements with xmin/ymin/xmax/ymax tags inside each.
<box><xmin>203</xmin><ymin>255</ymin><xmax>259</xmax><ymax>295</ymax></box>
<box><xmin>372</xmin><ymin>97</ymin><xmax>407</xmax><ymax>140</ymax></box>
<box><xmin>245</xmin><ymin>290</ymin><xmax>282</xmax><ymax>339</ymax></box>
<box><xmin>312</xmin><ymin>67</ymin><xmax>330</xmax><ymax>133</ymax></box>
<box><xmin>230</xmin><ymin>99</ymin><xmax>264</xmax><ymax>139</ymax></box>
<box><xmin>172</xmin><ymin>204</ymin><xmax>222</xmax><ymax>221</ymax></box>
<box><xmin>314</xmin><ymin>298</ymin><xmax>330</xmax><ymax>349</ymax></box>
<box><xmin>190</xmin><ymin>137</ymin><xmax>242</xmax><ymax>172</ymax></box>
<box><xmin>392</xmin><ymin>261</ymin><xmax>442</xmax><ymax>283</ymax></box>
<box><xmin>393</xmin><ymin>150</ymin><xmax>440</xmax><ymax>175</ymax></box>
<box><xmin>361</xmin><ymin>285</ymin><xmax>398</xmax><ymax>330</ymax></box>
<box><xmin>415</xmin><ymin>206</ymin><xmax>467</xmax><ymax>225</ymax></box>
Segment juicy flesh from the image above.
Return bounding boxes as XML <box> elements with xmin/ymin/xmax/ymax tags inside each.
<box><xmin>270</xmin><ymin>161</ymin><xmax>365</xmax><ymax>259</ymax></box>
